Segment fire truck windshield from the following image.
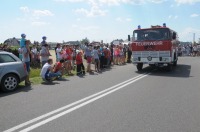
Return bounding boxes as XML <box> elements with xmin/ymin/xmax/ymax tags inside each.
<box><xmin>133</xmin><ymin>28</ymin><xmax>170</xmax><ymax>41</ymax></box>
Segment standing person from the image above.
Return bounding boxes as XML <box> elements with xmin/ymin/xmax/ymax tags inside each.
<box><xmin>193</xmin><ymin>45</ymin><xmax>198</xmax><ymax>57</ymax></box>
<box><xmin>40</xmin><ymin>59</ymin><xmax>62</xmax><ymax>81</ymax></box>
<box><xmin>31</xmin><ymin>45</ymin><xmax>38</xmax><ymax>66</ymax></box>
<box><xmin>92</xmin><ymin>46</ymin><xmax>100</xmax><ymax>72</ymax></box>
<box><xmin>40</xmin><ymin>44</ymin><xmax>50</xmax><ymax>67</ymax></box>
<box><xmin>85</xmin><ymin>44</ymin><xmax>93</xmax><ymax>72</ymax></box>
<box><xmin>72</xmin><ymin>46</ymin><xmax>77</xmax><ymax>70</ymax></box>
<box><xmin>22</xmin><ymin>40</ymin><xmax>31</xmax><ymax>86</ymax></box>
<box><xmin>56</xmin><ymin>43</ymin><xmax>62</xmax><ymax>62</ymax></box>
<box><xmin>65</xmin><ymin>45</ymin><xmax>73</xmax><ymax>75</ymax></box>
<box><xmin>123</xmin><ymin>44</ymin><xmax>127</xmax><ymax>64</ymax></box>
<box><xmin>18</xmin><ymin>47</ymin><xmax>22</xmax><ymax>60</ymax></box>
<box><xmin>127</xmin><ymin>44</ymin><xmax>132</xmax><ymax>63</ymax></box>
<box><xmin>110</xmin><ymin>44</ymin><xmax>114</xmax><ymax>65</ymax></box>
<box><xmin>99</xmin><ymin>44</ymin><xmax>105</xmax><ymax>69</ymax></box>
<box><xmin>76</xmin><ymin>50</ymin><xmax>85</xmax><ymax>76</ymax></box>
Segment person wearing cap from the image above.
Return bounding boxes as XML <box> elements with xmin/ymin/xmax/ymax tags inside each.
<box><xmin>20</xmin><ymin>33</ymin><xmax>26</xmax><ymax>48</ymax></box>
<box><xmin>76</xmin><ymin>50</ymin><xmax>85</xmax><ymax>76</ymax></box>
<box><xmin>41</xmin><ymin>36</ymin><xmax>47</xmax><ymax>46</ymax></box>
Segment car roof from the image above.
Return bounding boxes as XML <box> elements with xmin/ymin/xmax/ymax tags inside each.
<box><xmin>0</xmin><ymin>51</ymin><xmax>21</xmax><ymax>61</ymax></box>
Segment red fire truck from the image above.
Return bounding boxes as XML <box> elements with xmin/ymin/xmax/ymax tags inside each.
<box><xmin>128</xmin><ymin>23</ymin><xmax>179</xmax><ymax>71</ymax></box>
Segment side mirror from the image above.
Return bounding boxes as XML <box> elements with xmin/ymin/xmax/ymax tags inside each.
<box><xmin>172</xmin><ymin>32</ymin><xmax>176</xmax><ymax>39</ymax></box>
<box><xmin>128</xmin><ymin>35</ymin><xmax>131</xmax><ymax>41</ymax></box>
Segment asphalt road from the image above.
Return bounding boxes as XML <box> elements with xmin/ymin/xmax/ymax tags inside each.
<box><xmin>0</xmin><ymin>57</ymin><xmax>200</xmax><ymax>132</ymax></box>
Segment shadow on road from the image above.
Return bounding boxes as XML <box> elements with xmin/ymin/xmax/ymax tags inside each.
<box><xmin>41</xmin><ymin>82</ymin><xmax>60</xmax><ymax>85</ymax></box>
<box><xmin>0</xmin><ymin>85</ymin><xmax>32</xmax><ymax>97</ymax></box>
<box><xmin>135</xmin><ymin>64</ymin><xmax>191</xmax><ymax>78</ymax></box>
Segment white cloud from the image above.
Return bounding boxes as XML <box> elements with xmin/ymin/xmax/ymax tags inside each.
<box><xmin>33</xmin><ymin>10</ymin><xmax>54</xmax><ymax>17</ymax></box>
<box><xmin>126</xmin><ymin>18</ymin><xmax>132</xmax><ymax>21</ymax></box>
<box><xmin>20</xmin><ymin>6</ymin><xmax>30</xmax><ymax>13</ymax></box>
<box><xmin>116</xmin><ymin>17</ymin><xmax>132</xmax><ymax>22</ymax></box>
<box><xmin>168</xmin><ymin>15</ymin><xmax>178</xmax><ymax>19</ymax></box>
<box><xmin>63</xmin><ymin>0</ymin><xmax>165</xmax><ymax>6</ymax></box>
<box><xmin>175</xmin><ymin>0</ymin><xmax>200</xmax><ymax>4</ymax></box>
<box><xmin>149</xmin><ymin>0</ymin><xmax>166</xmax><ymax>4</ymax></box>
<box><xmin>19</xmin><ymin>7</ymin><xmax>54</xmax><ymax>27</ymax></box>
<box><xmin>31</xmin><ymin>21</ymin><xmax>49</xmax><ymax>26</ymax></box>
<box><xmin>75</xmin><ymin>6</ymin><xmax>107</xmax><ymax>17</ymax></box>
<box><xmin>190</xmin><ymin>14</ymin><xmax>199</xmax><ymax>18</ymax></box>
<box><xmin>76</xmin><ymin>18</ymin><xmax>81</xmax><ymax>21</ymax></box>
<box><xmin>72</xmin><ymin>24</ymin><xmax>79</xmax><ymax>28</ymax></box>
<box><xmin>174</xmin><ymin>15</ymin><xmax>178</xmax><ymax>19</ymax></box>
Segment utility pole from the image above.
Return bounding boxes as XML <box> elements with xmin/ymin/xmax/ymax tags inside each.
<box><xmin>193</xmin><ymin>33</ymin><xmax>195</xmax><ymax>45</ymax></box>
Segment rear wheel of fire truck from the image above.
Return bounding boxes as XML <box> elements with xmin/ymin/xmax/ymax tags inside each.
<box><xmin>173</xmin><ymin>53</ymin><xmax>177</xmax><ymax>66</ymax></box>
<box><xmin>166</xmin><ymin>64</ymin><xmax>173</xmax><ymax>71</ymax></box>
<box><xmin>137</xmin><ymin>63</ymin><xmax>143</xmax><ymax>71</ymax></box>
<box><xmin>173</xmin><ymin>60</ymin><xmax>177</xmax><ymax>66</ymax></box>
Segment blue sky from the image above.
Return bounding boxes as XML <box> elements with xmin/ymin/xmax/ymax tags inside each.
<box><xmin>0</xmin><ymin>0</ymin><xmax>200</xmax><ymax>43</ymax></box>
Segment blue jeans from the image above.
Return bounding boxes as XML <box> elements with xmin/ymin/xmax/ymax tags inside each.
<box><xmin>45</xmin><ymin>71</ymin><xmax>61</xmax><ymax>81</ymax></box>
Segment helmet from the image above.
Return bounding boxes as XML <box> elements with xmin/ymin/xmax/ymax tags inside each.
<box><xmin>21</xmin><ymin>33</ymin><xmax>26</xmax><ymax>38</ymax></box>
<box><xmin>42</xmin><ymin>36</ymin><xmax>47</xmax><ymax>40</ymax></box>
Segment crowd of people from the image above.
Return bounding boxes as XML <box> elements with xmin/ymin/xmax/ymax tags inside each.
<box><xmin>18</xmin><ymin>33</ymin><xmax>133</xmax><ymax>84</ymax></box>
<box><xmin>178</xmin><ymin>44</ymin><xmax>200</xmax><ymax>57</ymax></box>
<box><xmin>6</xmin><ymin>33</ymin><xmax>200</xmax><ymax>85</ymax></box>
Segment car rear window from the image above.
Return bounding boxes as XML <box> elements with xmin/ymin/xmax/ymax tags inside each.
<box><xmin>0</xmin><ymin>54</ymin><xmax>16</xmax><ymax>63</ymax></box>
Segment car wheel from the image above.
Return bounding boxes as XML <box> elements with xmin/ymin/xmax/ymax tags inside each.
<box><xmin>1</xmin><ymin>74</ymin><xmax>19</xmax><ymax>92</ymax></box>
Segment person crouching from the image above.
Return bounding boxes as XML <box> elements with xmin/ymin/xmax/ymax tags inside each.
<box><xmin>53</xmin><ymin>59</ymin><xmax>65</xmax><ymax>76</ymax></box>
<box><xmin>76</xmin><ymin>50</ymin><xmax>85</xmax><ymax>76</ymax></box>
<box><xmin>40</xmin><ymin>59</ymin><xmax>62</xmax><ymax>81</ymax></box>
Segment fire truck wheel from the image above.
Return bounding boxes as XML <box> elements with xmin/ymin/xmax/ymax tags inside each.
<box><xmin>166</xmin><ymin>64</ymin><xmax>172</xmax><ymax>71</ymax></box>
<box><xmin>173</xmin><ymin>60</ymin><xmax>177</xmax><ymax>66</ymax></box>
<box><xmin>137</xmin><ymin>63</ymin><xmax>143</xmax><ymax>71</ymax></box>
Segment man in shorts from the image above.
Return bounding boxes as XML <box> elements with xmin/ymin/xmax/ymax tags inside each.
<box><xmin>22</xmin><ymin>40</ymin><xmax>31</xmax><ymax>86</ymax></box>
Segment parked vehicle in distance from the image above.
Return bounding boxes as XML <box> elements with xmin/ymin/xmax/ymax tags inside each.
<box><xmin>0</xmin><ymin>51</ymin><xmax>27</xmax><ymax>92</ymax></box>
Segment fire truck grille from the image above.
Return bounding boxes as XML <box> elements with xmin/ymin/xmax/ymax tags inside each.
<box><xmin>133</xmin><ymin>51</ymin><xmax>170</xmax><ymax>58</ymax></box>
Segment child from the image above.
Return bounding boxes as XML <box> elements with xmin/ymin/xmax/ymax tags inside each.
<box><xmin>20</xmin><ymin>33</ymin><xmax>26</xmax><ymax>48</ymax></box>
<box><xmin>53</xmin><ymin>59</ymin><xmax>65</xmax><ymax>76</ymax></box>
<box><xmin>76</xmin><ymin>50</ymin><xmax>85</xmax><ymax>76</ymax></box>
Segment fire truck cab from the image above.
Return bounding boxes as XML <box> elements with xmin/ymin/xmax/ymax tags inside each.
<box><xmin>128</xmin><ymin>23</ymin><xmax>179</xmax><ymax>71</ymax></box>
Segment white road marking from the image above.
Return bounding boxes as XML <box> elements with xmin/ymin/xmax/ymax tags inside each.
<box><xmin>4</xmin><ymin>73</ymin><xmax>149</xmax><ymax>132</ymax></box>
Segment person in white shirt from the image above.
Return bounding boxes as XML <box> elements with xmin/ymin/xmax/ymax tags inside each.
<box><xmin>40</xmin><ymin>44</ymin><xmax>50</xmax><ymax>67</ymax></box>
<box><xmin>92</xmin><ymin>46</ymin><xmax>100</xmax><ymax>72</ymax></box>
<box><xmin>40</xmin><ymin>59</ymin><xmax>61</xmax><ymax>81</ymax></box>
<box><xmin>56</xmin><ymin>44</ymin><xmax>62</xmax><ymax>62</ymax></box>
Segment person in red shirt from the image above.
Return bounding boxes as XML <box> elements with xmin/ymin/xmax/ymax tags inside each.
<box><xmin>76</xmin><ymin>50</ymin><xmax>85</xmax><ymax>76</ymax></box>
<box><xmin>53</xmin><ymin>59</ymin><xmax>65</xmax><ymax>76</ymax></box>
<box><xmin>65</xmin><ymin>45</ymin><xmax>73</xmax><ymax>75</ymax></box>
